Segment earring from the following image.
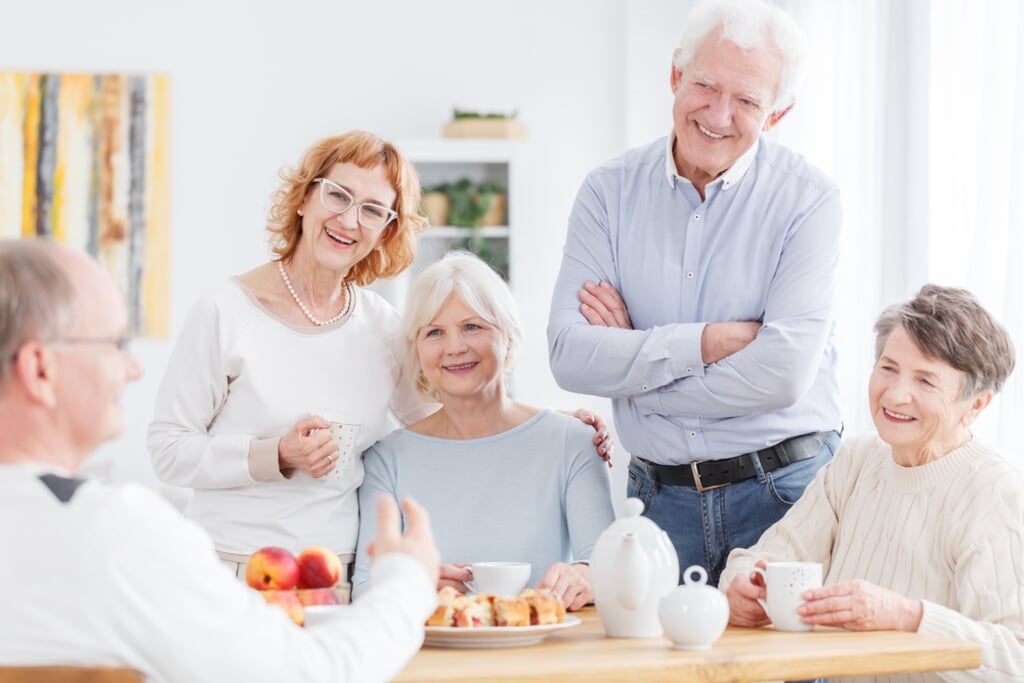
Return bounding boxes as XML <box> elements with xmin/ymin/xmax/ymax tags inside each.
<box><xmin>297</xmin><ymin>209</ymin><xmax>304</xmax><ymax>216</ymax></box>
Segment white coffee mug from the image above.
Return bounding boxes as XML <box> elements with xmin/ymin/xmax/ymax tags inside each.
<box><xmin>750</xmin><ymin>561</ymin><xmax>822</xmax><ymax>632</ymax></box>
<box><xmin>466</xmin><ymin>562</ymin><xmax>531</xmax><ymax>596</ymax></box>
<box><xmin>318</xmin><ymin>414</ymin><xmax>360</xmax><ymax>482</ymax></box>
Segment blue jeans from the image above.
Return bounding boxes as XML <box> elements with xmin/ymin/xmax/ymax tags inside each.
<box><xmin>626</xmin><ymin>430</ymin><xmax>841</xmax><ymax>588</ymax></box>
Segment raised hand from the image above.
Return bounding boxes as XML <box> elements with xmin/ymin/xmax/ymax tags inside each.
<box><xmin>367</xmin><ymin>496</ymin><xmax>441</xmax><ymax>587</ymax></box>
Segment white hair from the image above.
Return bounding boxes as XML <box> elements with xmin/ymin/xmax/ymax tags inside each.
<box><xmin>401</xmin><ymin>251</ymin><xmax>522</xmax><ymax>401</ymax></box>
<box><xmin>672</xmin><ymin>0</ymin><xmax>806</xmax><ymax>112</ymax></box>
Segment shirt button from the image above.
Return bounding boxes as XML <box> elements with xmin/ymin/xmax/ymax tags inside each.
<box><xmin>693</xmin><ymin>214</ymin><xmax>701</xmax><ymax>221</ymax></box>
<box><xmin>689</xmin><ymin>431</ymin><xmax>697</xmax><ymax>437</ymax></box>
<box><xmin>686</xmin><ymin>367</ymin><xmax>693</xmax><ymax>373</ymax></box>
<box><xmin>641</xmin><ymin>385</ymin><xmax>648</xmax><ymax>391</ymax></box>
<box><xmin>687</xmin><ymin>272</ymin><xmax>694</xmax><ymax>278</ymax></box>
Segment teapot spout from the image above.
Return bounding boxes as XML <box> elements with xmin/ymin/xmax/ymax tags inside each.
<box><xmin>614</xmin><ymin>532</ymin><xmax>650</xmax><ymax>610</ymax></box>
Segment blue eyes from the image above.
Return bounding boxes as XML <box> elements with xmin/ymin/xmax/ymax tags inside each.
<box><xmin>422</xmin><ymin>323</ymin><xmax>485</xmax><ymax>338</ymax></box>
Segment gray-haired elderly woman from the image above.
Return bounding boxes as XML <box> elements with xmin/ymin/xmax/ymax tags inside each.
<box><xmin>720</xmin><ymin>284</ymin><xmax>1024</xmax><ymax>682</ymax></box>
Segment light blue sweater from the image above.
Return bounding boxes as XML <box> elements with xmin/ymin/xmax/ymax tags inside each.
<box><xmin>352</xmin><ymin>409</ymin><xmax>615</xmax><ymax>598</ymax></box>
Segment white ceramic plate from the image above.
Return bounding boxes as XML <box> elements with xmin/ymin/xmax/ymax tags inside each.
<box><xmin>423</xmin><ymin>615</ymin><xmax>581</xmax><ymax>649</ymax></box>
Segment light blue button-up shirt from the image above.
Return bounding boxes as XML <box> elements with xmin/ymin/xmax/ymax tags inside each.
<box><xmin>547</xmin><ymin>134</ymin><xmax>842</xmax><ymax>465</ymax></box>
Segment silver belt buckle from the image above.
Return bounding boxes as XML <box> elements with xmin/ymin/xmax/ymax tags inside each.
<box><xmin>690</xmin><ymin>462</ymin><xmax>728</xmax><ymax>492</ymax></box>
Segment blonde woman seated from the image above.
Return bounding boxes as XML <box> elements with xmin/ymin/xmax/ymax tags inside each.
<box><xmin>721</xmin><ymin>284</ymin><xmax>1024</xmax><ymax>682</ymax></box>
<box><xmin>353</xmin><ymin>252</ymin><xmax>616</xmax><ymax>610</ymax></box>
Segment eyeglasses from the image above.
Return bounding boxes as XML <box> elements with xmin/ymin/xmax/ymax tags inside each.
<box><xmin>8</xmin><ymin>336</ymin><xmax>133</xmax><ymax>365</ymax></box>
<box><xmin>312</xmin><ymin>178</ymin><xmax>398</xmax><ymax>232</ymax></box>
<box><xmin>45</xmin><ymin>336</ymin><xmax>133</xmax><ymax>352</ymax></box>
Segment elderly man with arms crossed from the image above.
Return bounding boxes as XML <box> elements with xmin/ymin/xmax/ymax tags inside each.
<box><xmin>0</xmin><ymin>238</ymin><xmax>439</xmax><ymax>682</ymax></box>
<box><xmin>548</xmin><ymin>0</ymin><xmax>842</xmax><ymax>584</ymax></box>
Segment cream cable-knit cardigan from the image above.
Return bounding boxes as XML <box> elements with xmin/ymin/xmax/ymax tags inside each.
<box><xmin>719</xmin><ymin>432</ymin><xmax>1024</xmax><ymax>682</ymax></box>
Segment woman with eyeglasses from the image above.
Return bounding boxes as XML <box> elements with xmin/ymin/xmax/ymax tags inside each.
<box><xmin>147</xmin><ymin>132</ymin><xmax>611</xmax><ymax>585</ymax></box>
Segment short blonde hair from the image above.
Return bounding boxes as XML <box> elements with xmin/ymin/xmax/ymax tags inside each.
<box><xmin>267</xmin><ymin>131</ymin><xmax>426</xmax><ymax>286</ymax></box>
<box><xmin>401</xmin><ymin>251</ymin><xmax>522</xmax><ymax>401</ymax></box>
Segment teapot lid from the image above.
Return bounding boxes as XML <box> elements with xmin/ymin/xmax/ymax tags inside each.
<box><xmin>601</xmin><ymin>497</ymin><xmax>670</xmax><ymax>541</ymax></box>
<box><xmin>621</xmin><ymin>497</ymin><xmax>644</xmax><ymax>518</ymax></box>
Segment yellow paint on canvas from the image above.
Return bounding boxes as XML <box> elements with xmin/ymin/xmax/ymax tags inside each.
<box><xmin>53</xmin><ymin>74</ymin><xmax>95</xmax><ymax>248</ymax></box>
<box><xmin>143</xmin><ymin>75</ymin><xmax>171</xmax><ymax>337</ymax></box>
<box><xmin>20</xmin><ymin>75</ymin><xmax>40</xmax><ymax>237</ymax></box>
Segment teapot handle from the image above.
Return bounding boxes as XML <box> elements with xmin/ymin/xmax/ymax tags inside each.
<box><xmin>614</xmin><ymin>532</ymin><xmax>650</xmax><ymax>610</ymax></box>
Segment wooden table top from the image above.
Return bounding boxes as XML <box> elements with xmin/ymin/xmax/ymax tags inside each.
<box><xmin>395</xmin><ymin>607</ymin><xmax>982</xmax><ymax>683</ymax></box>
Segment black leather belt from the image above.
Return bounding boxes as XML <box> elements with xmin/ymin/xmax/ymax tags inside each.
<box><xmin>632</xmin><ymin>431</ymin><xmax>831</xmax><ymax>492</ymax></box>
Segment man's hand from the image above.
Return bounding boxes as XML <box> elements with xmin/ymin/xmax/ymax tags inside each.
<box><xmin>798</xmin><ymin>580</ymin><xmax>923</xmax><ymax>632</ymax></box>
<box><xmin>700</xmin><ymin>322</ymin><xmax>762</xmax><ymax>364</ymax></box>
<box><xmin>579</xmin><ymin>281</ymin><xmax>633</xmax><ymax>329</ymax></box>
<box><xmin>725</xmin><ymin>560</ymin><xmax>771</xmax><ymax>627</ymax></box>
<box><xmin>567</xmin><ymin>409</ymin><xmax>614</xmax><ymax>465</ymax></box>
<box><xmin>367</xmin><ymin>496</ymin><xmax>441</xmax><ymax>587</ymax></box>
<box><xmin>278</xmin><ymin>416</ymin><xmax>336</xmax><ymax>477</ymax></box>
<box><xmin>537</xmin><ymin>562</ymin><xmax>592</xmax><ymax>611</ymax></box>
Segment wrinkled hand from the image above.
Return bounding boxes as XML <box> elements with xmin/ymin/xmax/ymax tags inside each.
<box><xmin>725</xmin><ymin>560</ymin><xmax>771</xmax><ymax>627</ymax></box>
<box><xmin>798</xmin><ymin>580</ymin><xmax>923</xmax><ymax>632</ymax></box>
<box><xmin>700</xmin><ymin>321</ymin><xmax>762</xmax><ymax>364</ymax></box>
<box><xmin>367</xmin><ymin>496</ymin><xmax>441</xmax><ymax>588</ymax></box>
<box><xmin>438</xmin><ymin>563</ymin><xmax>472</xmax><ymax>593</ymax></box>
<box><xmin>537</xmin><ymin>562</ymin><xmax>592</xmax><ymax>611</ymax></box>
<box><xmin>278</xmin><ymin>415</ymin><xmax>337</xmax><ymax>477</ymax></box>
<box><xmin>579</xmin><ymin>281</ymin><xmax>633</xmax><ymax>330</ymax></box>
<box><xmin>568</xmin><ymin>409</ymin><xmax>614</xmax><ymax>466</ymax></box>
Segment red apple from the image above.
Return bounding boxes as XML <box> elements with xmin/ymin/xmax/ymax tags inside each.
<box><xmin>297</xmin><ymin>546</ymin><xmax>343</xmax><ymax>589</ymax></box>
<box><xmin>245</xmin><ymin>546</ymin><xmax>300</xmax><ymax>590</ymax></box>
<box><xmin>297</xmin><ymin>588</ymin><xmax>341</xmax><ymax>607</ymax></box>
<box><xmin>262</xmin><ymin>589</ymin><xmax>304</xmax><ymax>626</ymax></box>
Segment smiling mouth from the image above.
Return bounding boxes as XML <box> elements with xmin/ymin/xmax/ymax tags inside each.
<box><xmin>443</xmin><ymin>362</ymin><xmax>478</xmax><ymax>372</ymax></box>
<box><xmin>325</xmin><ymin>227</ymin><xmax>355</xmax><ymax>246</ymax></box>
<box><xmin>696</xmin><ymin>123</ymin><xmax>725</xmax><ymax>140</ymax></box>
<box><xmin>883</xmin><ymin>407</ymin><xmax>915</xmax><ymax>422</ymax></box>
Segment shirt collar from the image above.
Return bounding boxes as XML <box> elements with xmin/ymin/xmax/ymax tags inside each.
<box><xmin>664</xmin><ymin>129</ymin><xmax>760</xmax><ymax>192</ymax></box>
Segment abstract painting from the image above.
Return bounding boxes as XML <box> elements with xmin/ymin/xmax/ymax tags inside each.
<box><xmin>0</xmin><ymin>72</ymin><xmax>170</xmax><ymax>336</ymax></box>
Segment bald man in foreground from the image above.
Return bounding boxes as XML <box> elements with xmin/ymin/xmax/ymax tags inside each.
<box><xmin>0</xmin><ymin>239</ymin><xmax>440</xmax><ymax>682</ymax></box>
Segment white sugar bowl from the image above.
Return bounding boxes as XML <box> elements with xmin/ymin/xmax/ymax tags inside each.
<box><xmin>658</xmin><ymin>565</ymin><xmax>729</xmax><ymax>650</ymax></box>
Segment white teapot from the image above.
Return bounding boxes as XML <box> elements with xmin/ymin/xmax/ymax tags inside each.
<box><xmin>658</xmin><ymin>565</ymin><xmax>729</xmax><ymax>649</ymax></box>
<box><xmin>590</xmin><ymin>497</ymin><xmax>679</xmax><ymax>637</ymax></box>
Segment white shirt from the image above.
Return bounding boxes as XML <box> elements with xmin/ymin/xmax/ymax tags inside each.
<box><xmin>148</xmin><ymin>279</ymin><xmax>435</xmax><ymax>555</ymax></box>
<box><xmin>0</xmin><ymin>463</ymin><xmax>435</xmax><ymax>682</ymax></box>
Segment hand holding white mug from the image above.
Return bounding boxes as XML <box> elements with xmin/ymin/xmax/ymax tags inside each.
<box><xmin>750</xmin><ymin>561</ymin><xmax>822</xmax><ymax>632</ymax></box>
<box><xmin>797</xmin><ymin>579</ymin><xmax>924</xmax><ymax>632</ymax></box>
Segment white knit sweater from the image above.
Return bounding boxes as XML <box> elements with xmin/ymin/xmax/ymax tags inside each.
<box><xmin>719</xmin><ymin>432</ymin><xmax>1024</xmax><ymax>682</ymax></box>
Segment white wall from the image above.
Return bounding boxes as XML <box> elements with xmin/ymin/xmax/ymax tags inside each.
<box><xmin>1</xmin><ymin>0</ymin><xmax>667</xmax><ymax>497</ymax></box>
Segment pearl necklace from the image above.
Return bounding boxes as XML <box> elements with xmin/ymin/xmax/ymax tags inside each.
<box><xmin>277</xmin><ymin>260</ymin><xmax>352</xmax><ymax>326</ymax></box>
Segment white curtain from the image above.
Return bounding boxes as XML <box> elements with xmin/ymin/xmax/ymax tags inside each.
<box><xmin>770</xmin><ymin>0</ymin><xmax>1023</xmax><ymax>460</ymax></box>
<box><xmin>925</xmin><ymin>0</ymin><xmax>1024</xmax><ymax>457</ymax></box>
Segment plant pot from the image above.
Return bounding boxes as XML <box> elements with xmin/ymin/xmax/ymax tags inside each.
<box><xmin>420</xmin><ymin>192</ymin><xmax>450</xmax><ymax>227</ymax></box>
<box><xmin>480</xmin><ymin>193</ymin><xmax>507</xmax><ymax>226</ymax></box>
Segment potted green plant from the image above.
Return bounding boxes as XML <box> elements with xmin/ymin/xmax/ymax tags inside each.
<box><xmin>420</xmin><ymin>183</ymin><xmax>450</xmax><ymax>226</ymax></box>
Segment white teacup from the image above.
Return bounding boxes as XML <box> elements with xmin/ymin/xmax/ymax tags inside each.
<box><xmin>318</xmin><ymin>414</ymin><xmax>360</xmax><ymax>482</ymax></box>
<box><xmin>466</xmin><ymin>562</ymin><xmax>531</xmax><ymax>596</ymax></box>
<box><xmin>751</xmin><ymin>561</ymin><xmax>822</xmax><ymax>632</ymax></box>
